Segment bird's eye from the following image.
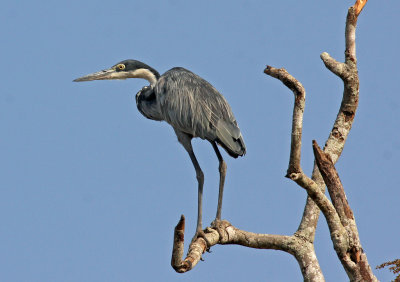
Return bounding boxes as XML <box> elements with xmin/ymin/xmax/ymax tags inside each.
<box><xmin>117</xmin><ymin>64</ymin><xmax>126</xmax><ymax>70</ymax></box>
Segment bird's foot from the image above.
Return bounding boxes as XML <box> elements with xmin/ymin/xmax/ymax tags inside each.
<box><xmin>191</xmin><ymin>229</ymin><xmax>212</xmax><ymax>252</ymax></box>
<box><xmin>211</xmin><ymin>218</ymin><xmax>231</xmax><ymax>241</ymax></box>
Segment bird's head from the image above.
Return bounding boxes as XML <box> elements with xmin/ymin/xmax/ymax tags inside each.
<box><xmin>73</xmin><ymin>60</ymin><xmax>160</xmax><ymax>86</ymax></box>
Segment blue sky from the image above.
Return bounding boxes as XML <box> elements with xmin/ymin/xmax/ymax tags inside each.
<box><xmin>1</xmin><ymin>1</ymin><xmax>399</xmax><ymax>281</ymax></box>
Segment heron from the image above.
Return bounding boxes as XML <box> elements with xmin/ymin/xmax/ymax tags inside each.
<box><xmin>74</xmin><ymin>60</ymin><xmax>246</xmax><ymax>242</ymax></box>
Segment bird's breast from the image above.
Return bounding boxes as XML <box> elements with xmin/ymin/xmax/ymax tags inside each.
<box><xmin>136</xmin><ymin>86</ymin><xmax>163</xmax><ymax>121</ymax></box>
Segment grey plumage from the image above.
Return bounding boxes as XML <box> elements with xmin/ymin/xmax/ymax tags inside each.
<box><xmin>136</xmin><ymin>67</ymin><xmax>246</xmax><ymax>157</ymax></box>
<box><xmin>74</xmin><ymin>60</ymin><xmax>246</xmax><ymax>242</ymax></box>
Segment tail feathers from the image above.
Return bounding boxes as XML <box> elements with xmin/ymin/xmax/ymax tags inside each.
<box><xmin>215</xmin><ymin>120</ymin><xmax>246</xmax><ymax>158</ymax></box>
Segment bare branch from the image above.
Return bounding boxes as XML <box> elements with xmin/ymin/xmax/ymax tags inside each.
<box><xmin>171</xmin><ymin>217</ymin><xmax>292</xmax><ymax>273</ymax></box>
<box><xmin>263</xmin><ymin>66</ymin><xmax>351</xmax><ymax>258</ymax></box>
<box><xmin>312</xmin><ymin>140</ymin><xmax>354</xmax><ymax>225</ymax></box>
<box><xmin>290</xmin><ymin>171</ymin><xmax>349</xmax><ymax>254</ymax></box>
<box><xmin>222</xmin><ymin>224</ymin><xmax>325</xmax><ymax>282</ymax></box>
<box><xmin>320</xmin><ymin>52</ymin><xmax>348</xmax><ymax>79</ymax></box>
<box><xmin>264</xmin><ymin>66</ymin><xmax>305</xmax><ymax>175</ymax></box>
<box><xmin>264</xmin><ymin>4</ymin><xmax>377</xmax><ymax>281</ymax></box>
<box><xmin>346</xmin><ymin>0</ymin><xmax>368</xmax><ymax>62</ymax></box>
<box><xmin>296</xmin><ymin>0</ymin><xmax>365</xmax><ymax>242</ymax></box>
<box><xmin>312</xmin><ymin>140</ymin><xmax>377</xmax><ymax>281</ymax></box>
<box><xmin>263</xmin><ymin>65</ymin><xmax>351</xmax><ymax>254</ymax></box>
<box><xmin>171</xmin><ymin>215</ymin><xmax>213</xmax><ymax>273</ymax></box>
<box><xmin>214</xmin><ymin>221</ymin><xmax>293</xmax><ymax>251</ymax></box>
<box><xmin>171</xmin><ymin>217</ymin><xmax>325</xmax><ymax>280</ymax></box>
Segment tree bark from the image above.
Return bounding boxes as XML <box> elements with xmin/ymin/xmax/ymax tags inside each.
<box><xmin>313</xmin><ymin>141</ymin><xmax>377</xmax><ymax>281</ymax></box>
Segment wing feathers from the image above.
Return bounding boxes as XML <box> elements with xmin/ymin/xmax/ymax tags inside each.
<box><xmin>154</xmin><ymin>67</ymin><xmax>246</xmax><ymax>157</ymax></box>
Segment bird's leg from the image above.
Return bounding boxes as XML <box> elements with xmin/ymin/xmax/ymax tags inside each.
<box><xmin>175</xmin><ymin>131</ymin><xmax>206</xmax><ymax>244</ymax></box>
<box><xmin>211</xmin><ymin>142</ymin><xmax>227</xmax><ymax>222</ymax></box>
<box><xmin>186</xmin><ymin>149</ymin><xmax>206</xmax><ymax>243</ymax></box>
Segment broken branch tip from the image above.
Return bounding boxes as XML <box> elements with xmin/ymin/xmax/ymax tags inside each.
<box><xmin>175</xmin><ymin>214</ymin><xmax>185</xmax><ymax>231</ymax></box>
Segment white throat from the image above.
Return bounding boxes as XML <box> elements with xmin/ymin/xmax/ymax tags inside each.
<box><xmin>129</xmin><ymin>68</ymin><xmax>158</xmax><ymax>86</ymax></box>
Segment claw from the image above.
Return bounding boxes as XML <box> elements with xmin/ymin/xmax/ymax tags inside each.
<box><xmin>211</xmin><ymin>219</ymin><xmax>232</xmax><ymax>242</ymax></box>
<box><xmin>191</xmin><ymin>229</ymin><xmax>211</xmax><ymax>252</ymax></box>
<box><xmin>211</xmin><ymin>219</ymin><xmax>224</xmax><ymax>239</ymax></box>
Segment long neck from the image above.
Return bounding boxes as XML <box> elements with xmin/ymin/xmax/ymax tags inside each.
<box><xmin>129</xmin><ymin>68</ymin><xmax>160</xmax><ymax>86</ymax></box>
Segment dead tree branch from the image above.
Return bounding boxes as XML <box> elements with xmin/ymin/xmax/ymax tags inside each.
<box><xmin>312</xmin><ymin>141</ymin><xmax>354</xmax><ymax>226</ymax></box>
<box><xmin>313</xmin><ymin>140</ymin><xmax>376</xmax><ymax>281</ymax></box>
<box><xmin>263</xmin><ymin>67</ymin><xmax>347</xmax><ymax>251</ymax></box>
<box><xmin>170</xmin><ymin>1</ymin><xmax>375</xmax><ymax>281</ymax></box>
<box><xmin>171</xmin><ymin>216</ymin><xmax>324</xmax><ymax>281</ymax></box>
<box><xmin>296</xmin><ymin>0</ymin><xmax>366</xmax><ymax>243</ymax></box>
<box><xmin>264</xmin><ymin>66</ymin><xmax>304</xmax><ymax>176</ymax></box>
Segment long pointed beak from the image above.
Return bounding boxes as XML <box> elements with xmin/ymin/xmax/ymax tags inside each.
<box><xmin>73</xmin><ymin>68</ymin><xmax>116</xmax><ymax>82</ymax></box>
